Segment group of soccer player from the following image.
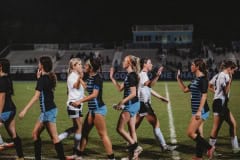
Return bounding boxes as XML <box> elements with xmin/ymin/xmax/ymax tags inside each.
<box><xmin>0</xmin><ymin>55</ymin><xmax>239</xmax><ymax>160</ymax></box>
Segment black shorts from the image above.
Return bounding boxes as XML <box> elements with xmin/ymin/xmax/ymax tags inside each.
<box><xmin>212</xmin><ymin>99</ymin><xmax>229</xmax><ymax>116</ymax></box>
<box><xmin>139</xmin><ymin>101</ymin><xmax>155</xmax><ymax>116</ymax></box>
<box><xmin>67</xmin><ymin>105</ymin><xmax>83</xmax><ymax>118</ymax></box>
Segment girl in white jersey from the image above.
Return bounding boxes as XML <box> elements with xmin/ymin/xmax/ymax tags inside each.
<box><xmin>136</xmin><ymin>57</ymin><xmax>176</xmax><ymax>152</ymax></box>
<box><xmin>208</xmin><ymin>60</ymin><xmax>240</xmax><ymax>153</ymax></box>
<box><xmin>58</xmin><ymin>58</ymin><xmax>86</xmax><ymax>159</ymax></box>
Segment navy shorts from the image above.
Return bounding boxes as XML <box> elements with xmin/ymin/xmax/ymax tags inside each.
<box><xmin>138</xmin><ymin>101</ymin><xmax>155</xmax><ymax>117</ymax></box>
<box><xmin>0</xmin><ymin>110</ymin><xmax>16</xmax><ymax>123</ymax></box>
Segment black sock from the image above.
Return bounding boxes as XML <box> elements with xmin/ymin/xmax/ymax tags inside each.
<box><xmin>76</xmin><ymin>149</ymin><xmax>83</xmax><ymax>156</ymax></box>
<box><xmin>54</xmin><ymin>142</ymin><xmax>65</xmax><ymax>160</ymax></box>
<box><xmin>127</xmin><ymin>142</ymin><xmax>138</xmax><ymax>152</ymax></box>
<box><xmin>107</xmin><ymin>153</ymin><xmax>115</xmax><ymax>159</ymax></box>
<box><xmin>13</xmin><ymin>136</ymin><xmax>24</xmax><ymax>158</ymax></box>
<box><xmin>34</xmin><ymin>139</ymin><xmax>42</xmax><ymax>160</ymax></box>
<box><xmin>194</xmin><ymin>134</ymin><xmax>212</xmax><ymax>150</ymax></box>
<box><xmin>196</xmin><ymin>140</ymin><xmax>204</xmax><ymax>158</ymax></box>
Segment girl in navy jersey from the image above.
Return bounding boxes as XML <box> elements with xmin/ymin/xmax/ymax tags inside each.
<box><xmin>72</xmin><ymin>58</ymin><xmax>115</xmax><ymax>160</ymax></box>
<box><xmin>19</xmin><ymin>56</ymin><xmax>65</xmax><ymax>160</ymax></box>
<box><xmin>110</xmin><ymin>55</ymin><xmax>142</xmax><ymax>159</ymax></box>
<box><xmin>58</xmin><ymin>58</ymin><xmax>86</xmax><ymax>159</ymax></box>
<box><xmin>177</xmin><ymin>58</ymin><xmax>214</xmax><ymax>160</ymax></box>
<box><xmin>136</xmin><ymin>57</ymin><xmax>177</xmax><ymax>152</ymax></box>
<box><xmin>208</xmin><ymin>60</ymin><xmax>240</xmax><ymax>153</ymax></box>
<box><xmin>0</xmin><ymin>58</ymin><xmax>24</xmax><ymax>160</ymax></box>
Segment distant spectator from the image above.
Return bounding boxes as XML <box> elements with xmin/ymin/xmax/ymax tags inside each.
<box><xmin>113</xmin><ymin>60</ymin><xmax>119</xmax><ymax>72</ymax></box>
<box><xmin>34</xmin><ymin>57</ymin><xmax>37</xmax><ymax>63</ymax></box>
<box><xmin>29</xmin><ymin>58</ymin><xmax>33</xmax><ymax>64</ymax></box>
<box><xmin>106</xmin><ymin>56</ymin><xmax>110</xmax><ymax>64</ymax></box>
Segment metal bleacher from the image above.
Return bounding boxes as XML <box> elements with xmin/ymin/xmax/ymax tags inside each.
<box><xmin>7</xmin><ymin>50</ymin><xmax>58</xmax><ymax>73</ymax></box>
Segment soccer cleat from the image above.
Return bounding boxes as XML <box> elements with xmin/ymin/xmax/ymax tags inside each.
<box><xmin>65</xmin><ymin>154</ymin><xmax>77</xmax><ymax>160</ymax></box>
<box><xmin>161</xmin><ymin>144</ymin><xmax>177</xmax><ymax>152</ymax></box>
<box><xmin>207</xmin><ymin>146</ymin><xmax>215</xmax><ymax>160</ymax></box>
<box><xmin>232</xmin><ymin>147</ymin><xmax>240</xmax><ymax>153</ymax></box>
<box><xmin>75</xmin><ymin>156</ymin><xmax>83</xmax><ymax>160</ymax></box>
<box><xmin>3</xmin><ymin>142</ymin><xmax>14</xmax><ymax>148</ymax></box>
<box><xmin>132</xmin><ymin>145</ymin><xmax>143</xmax><ymax>160</ymax></box>
<box><xmin>0</xmin><ymin>142</ymin><xmax>14</xmax><ymax>148</ymax></box>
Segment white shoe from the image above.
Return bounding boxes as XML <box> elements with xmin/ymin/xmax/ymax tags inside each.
<box><xmin>74</xmin><ymin>156</ymin><xmax>83</xmax><ymax>160</ymax></box>
<box><xmin>232</xmin><ymin>147</ymin><xmax>240</xmax><ymax>153</ymax></box>
<box><xmin>65</xmin><ymin>154</ymin><xmax>77</xmax><ymax>160</ymax></box>
<box><xmin>0</xmin><ymin>142</ymin><xmax>14</xmax><ymax>148</ymax></box>
<box><xmin>162</xmin><ymin>144</ymin><xmax>177</xmax><ymax>152</ymax></box>
<box><xmin>132</xmin><ymin>146</ymin><xmax>143</xmax><ymax>160</ymax></box>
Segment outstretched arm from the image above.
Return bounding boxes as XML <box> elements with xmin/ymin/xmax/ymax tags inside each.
<box><xmin>19</xmin><ymin>90</ymin><xmax>40</xmax><ymax>119</ymax></box>
<box><xmin>151</xmin><ymin>89</ymin><xmax>169</xmax><ymax>103</ymax></box>
<box><xmin>110</xmin><ymin>67</ymin><xmax>124</xmax><ymax>91</ymax></box>
<box><xmin>0</xmin><ymin>93</ymin><xmax>6</xmax><ymax>126</ymax></box>
<box><xmin>208</xmin><ymin>83</ymin><xmax>215</xmax><ymax>93</ymax></box>
<box><xmin>176</xmin><ymin>70</ymin><xmax>189</xmax><ymax>93</ymax></box>
<box><xmin>149</xmin><ymin>66</ymin><xmax>163</xmax><ymax>87</ymax></box>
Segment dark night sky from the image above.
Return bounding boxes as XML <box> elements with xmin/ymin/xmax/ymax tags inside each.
<box><xmin>0</xmin><ymin>0</ymin><xmax>240</xmax><ymax>46</ymax></box>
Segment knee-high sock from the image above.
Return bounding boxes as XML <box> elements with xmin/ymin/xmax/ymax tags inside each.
<box><xmin>34</xmin><ymin>138</ymin><xmax>42</xmax><ymax>160</ymax></box>
<box><xmin>194</xmin><ymin>134</ymin><xmax>211</xmax><ymax>150</ymax></box>
<box><xmin>209</xmin><ymin>136</ymin><xmax>217</xmax><ymax>146</ymax></box>
<box><xmin>154</xmin><ymin>128</ymin><xmax>166</xmax><ymax>146</ymax></box>
<box><xmin>54</xmin><ymin>142</ymin><xmax>65</xmax><ymax>160</ymax></box>
<box><xmin>13</xmin><ymin>136</ymin><xmax>24</xmax><ymax>158</ymax></box>
<box><xmin>196</xmin><ymin>139</ymin><xmax>204</xmax><ymax>158</ymax></box>
<box><xmin>0</xmin><ymin>134</ymin><xmax>4</xmax><ymax>144</ymax></box>
<box><xmin>231</xmin><ymin>136</ymin><xmax>239</xmax><ymax>149</ymax></box>
<box><xmin>74</xmin><ymin>133</ymin><xmax>81</xmax><ymax>151</ymax></box>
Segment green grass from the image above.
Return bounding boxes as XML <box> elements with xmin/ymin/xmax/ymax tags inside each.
<box><xmin>1</xmin><ymin>81</ymin><xmax>240</xmax><ymax>159</ymax></box>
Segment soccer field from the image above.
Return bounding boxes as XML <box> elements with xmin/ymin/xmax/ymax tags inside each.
<box><xmin>1</xmin><ymin>81</ymin><xmax>240</xmax><ymax>159</ymax></box>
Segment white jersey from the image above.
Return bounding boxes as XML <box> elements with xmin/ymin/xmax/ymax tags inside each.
<box><xmin>138</xmin><ymin>71</ymin><xmax>151</xmax><ymax>103</ymax></box>
<box><xmin>209</xmin><ymin>72</ymin><xmax>230</xmax><ymax>100</ymax></box>
<box><xmin>67</xmin><ymin>72</ymin><xmax>84</xmax><ymax>111</ymax></box>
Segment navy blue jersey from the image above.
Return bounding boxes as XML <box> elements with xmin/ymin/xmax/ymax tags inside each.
<box><xmin>0</xmin><ymin>76</ymin><xmax>16</xmax><ymax>112</ymax></box>
<box><xmin>123</xmin><ymin>72</ymin><xmax>139</xmax><ymax>105</ymax></box>
<box><xmin>35</xmin><ymin>75</ymin><xmax>56</xmax><ymax>112</ymax></box>
<box><xmin>188</xmin><ymin>76</ymin><xmax>209</xmax><ymax>114</ymax></box>
<box><xmin>86</xmin><ymin>73</ymin><xmax>105</xmax><ymax>110</ymax></box>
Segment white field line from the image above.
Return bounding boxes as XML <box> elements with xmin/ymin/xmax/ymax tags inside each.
<box><xmin>165</xmin><ymin>83</ymin><xmax>181</xmax><ymax>160</ymax></box>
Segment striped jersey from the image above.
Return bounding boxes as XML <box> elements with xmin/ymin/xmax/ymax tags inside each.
<box><xmin>123</xmin><ymin>72</ymin><xmax>139</xmax><ymax>105</ymax></box>
<box><xmin>188</xmin><ymin>76</ymin><xmax>209</xmax><ymax>115</ymax></box>
<box><xmin>36</xmin><ymin>75</ymin><xmax>56</xmax><ymax>112</ymax></box>
<box><xmin>86</xmin><ymin>73</ymin><xmax>105</xmax><ymax>110</ymax></box>
<box><xmin>0</xmin><ymin>76</ymin><xmax>16</xmax><ymax>112</ymax></box>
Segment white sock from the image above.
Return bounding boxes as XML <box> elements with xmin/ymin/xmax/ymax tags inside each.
<box><xmin>231</xmin><ymin>136</ymin><xmax>239</xmax><ymax>149</ymax></box>
<box><xmin>154</xmin><ymin>128</ymin><xmax>166</xmax><ymax>146</ymax></box>
<box><xmin>58</xmin><ymin>132</ymin><xmax>68</xmax><ymax>141</ymax></box>
<box><xmin>209</xmin><ymin>137</ymin><xmax>217</xmax><ymax>146</ymax></box>
<box><xmin>0</xmin><ymin>135</ymin><xmax>4</xmax><ymax>144</ymax></box>
<box><xmin>74</xmin><ymin>133</ymin><xmax>82</xmax><ymax>150</ymax></box>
